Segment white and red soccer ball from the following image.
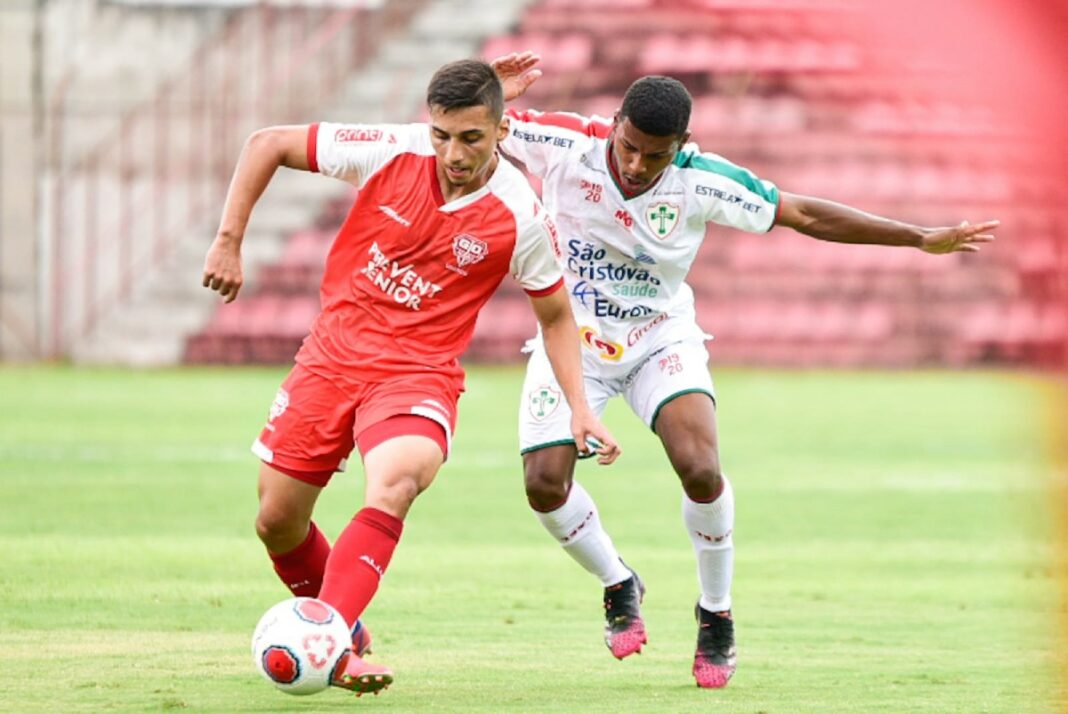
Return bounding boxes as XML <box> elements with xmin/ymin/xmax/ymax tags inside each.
<box><xmin>251</xmin><ymin>597</ymin><xmax>350</xmax><ymax>695</ymax></box>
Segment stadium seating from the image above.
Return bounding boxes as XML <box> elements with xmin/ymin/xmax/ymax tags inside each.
<box><xmin>183</xmin><ymin>0</ymin><xmax>1061</xmax><ymax>368</ymax></box>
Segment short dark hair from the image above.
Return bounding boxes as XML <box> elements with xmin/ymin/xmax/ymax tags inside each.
<box><xmin>426</xmin><ymin>59</ymin><xmax>504</xmax><ymax>121</ymax></box>
<box><xmin>620</xmin><ymin>76</ymin><xmax>692</xmax><ymax>138</ymax></box>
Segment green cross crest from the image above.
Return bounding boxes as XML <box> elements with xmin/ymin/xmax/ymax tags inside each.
<box><xmin>646</xmin><ymin>202</ymin><xmax>679</xmax><ymax>238</ymax></box>
<box><xmin>529</xmin><ymin>386</ymin><xmax>560</xmax><ymax>419</ymax></box>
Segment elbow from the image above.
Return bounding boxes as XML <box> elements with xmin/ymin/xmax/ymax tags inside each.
<box><xmin>246</xmin><ymin>127</ymin><xmax>284</xmax><ymax>156</ymax></box>
<box><xmin>777</xmin><ymin>192</ymin><xmax>833</xmax><ymax>235</ymax></box>
<box><xmin>245</xmin><ymin>126</ymin><xmax>303</xmax><ymax>168</ymax></box>
<box><xmin>538</xmin><ymin>312</ymin><xmax>564</xmax><ymax>334</ymax></box>
<box><xmin>539</xmin><ymin>308</ymin><xmax>576</xmax><ymax>339</ymax></box>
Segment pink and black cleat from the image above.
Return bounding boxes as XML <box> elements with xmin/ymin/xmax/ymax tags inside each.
<box><xmin>603</xmin><ymin>568</ymin><xmax>647</xmax><ymax>659</ymax></box>
<box><xmin>330</xmin><ymin>650</ymin><xmax>393</xmax><ymax>697</ymax></box>
<box><xmin>693</xmin><ymin>605</ymin><xmax>736</xmax><ymax>688</ymax></box>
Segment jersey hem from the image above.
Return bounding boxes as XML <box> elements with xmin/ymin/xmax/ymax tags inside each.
<box><xmin>520</xmin><ymin>438</ymin><xmax>576</xmax><ymax>455</ymax></box>
<box><xmin>649</xmin><ymin>388</ymin><xmax>715</xmax><ymax>432</ymax></box>
<box><xmin>525</xmin><ymin>277</ymin><xmax>565</xmax><ymax>298</ymax></box>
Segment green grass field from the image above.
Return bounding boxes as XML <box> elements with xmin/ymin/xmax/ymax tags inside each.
<box><xmin>1</xmin><ymin>365</ymin><xmax>1065</xmax><ymax>713</ymax></box>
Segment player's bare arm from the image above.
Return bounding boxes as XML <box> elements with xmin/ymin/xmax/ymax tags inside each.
<box><xmin>529</xmin><ymin>288</ymin><xmax>621</xmax><ymax>465</ymax></box>
<box><xmin>490</xmin><ymin>51</ymin><xmax>542</xmax><ymax>102</ymax></box>
<box><xmin>776</xmin><ymin>191</ymin><xmax>999</xmax><ymax>255</ymax></box>
<box><xmin>203</xmin><ymin>125</ymin><xmax>311</xmax><ymax>303</ymax></box>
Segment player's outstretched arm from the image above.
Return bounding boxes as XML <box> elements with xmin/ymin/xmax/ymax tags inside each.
<box><xmin>775</xmin><ymin>191</ymin><xmax>998</xmax><ymax>255</ymax></box>
<box><xmin>490</xmin><ymin>51</ymin><xmax>542</xmax><ymax>102</ymax></box>
<box><xmin>529</xmin><ymin>288</ymin><xmax>621</xmax><ymax>465</ymax></box>
<box><xmin>203</xmin><ymin>125</ymin><xmax>311</xmax><ymax>303</ymax></box>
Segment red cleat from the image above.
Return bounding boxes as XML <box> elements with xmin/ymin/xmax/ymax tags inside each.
<box><xmin>330</xmin><ymin>651</ymin><xmax>393</xmax><ymax>696</ymax></box>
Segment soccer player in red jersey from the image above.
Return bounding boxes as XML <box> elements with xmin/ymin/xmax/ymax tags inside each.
<box><xmin>201</xmin><ymin>59</ymin><xmax>620</xmax><ymax>696</ymax></box>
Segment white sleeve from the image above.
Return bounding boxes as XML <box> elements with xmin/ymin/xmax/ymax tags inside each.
<box><xmin>310</xmin><ymin>122</ymin><xmax>421</xmax><ymax>188</ymax></box>
<box><xmin>510</xmin><ymin>209</ymin><xmax>564</xmax><ymax>295</ymax></box>
<box><xmin>681</xmin><ymin>148</ymin><xmax>781</xmax><ymax>233</ymax></box>
<box><xmin>501</xmin><ymin>109</ymin><xmax>605</xmax><ymax>179</ymax></box>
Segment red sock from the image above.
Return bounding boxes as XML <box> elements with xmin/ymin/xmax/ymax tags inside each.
<box><xmin>318</xmin><ymin>508</ymin><xmax>404</xmax><ymax>628</ymax></box>
<box><xmin>268</xmin><ymin>521</ymin><xmax>331</xmax><ymax>597</ymax></box>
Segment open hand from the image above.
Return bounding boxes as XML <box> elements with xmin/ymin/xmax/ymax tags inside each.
<box><xmin>920</xmin><ymin>219</ymin><xmax>999</xmax><ymax>254</ymax></box>
<box><xmin>490</xmin><ymin>51</ymin><xmax>542</xmax><ymax>102</ymax></box>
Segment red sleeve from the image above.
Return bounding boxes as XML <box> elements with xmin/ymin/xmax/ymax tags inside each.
<box><xmin>306</xmin><ymin>122</ymin><xmax>320</xmax><ymax>173</ymax></box>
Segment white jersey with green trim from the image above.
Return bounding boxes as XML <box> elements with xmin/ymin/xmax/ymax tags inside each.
<box><xmin>502</xmin><ymin>108</ymin><xmax>780</xmax><ymax>375</ymax></box>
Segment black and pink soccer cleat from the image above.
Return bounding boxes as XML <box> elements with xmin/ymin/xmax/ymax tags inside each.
<box><xmin>603</xmin><ymin>568</ymin><xmax>647</xmax><ymax>659</ymax></box>
<box><xmin>693</xmin><ymin>605</ymin><xmax>736</xmax><ymax>688</ymax></box>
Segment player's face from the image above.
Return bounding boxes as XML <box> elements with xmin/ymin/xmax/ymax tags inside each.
<box><xmin>429</xmin><ymin>104</ymin><xmax>507</xmax><ymax>190</ymax></box>
<box><xmin>609</xmin><ymin>116</ymin><xmax>689</xmax><ymax>194</ymax></box>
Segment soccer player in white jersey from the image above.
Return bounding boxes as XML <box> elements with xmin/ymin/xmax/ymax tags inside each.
<box><xmin>491</xmin><ymin>52</ymin><xmax>998</xmax><ymax>689</ymax></box>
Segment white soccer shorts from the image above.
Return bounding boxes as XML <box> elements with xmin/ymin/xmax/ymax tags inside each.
<box><xmin>518</xmin><ymin>338</ymin><xmax>716</xmax><ymax>453</ymax></box>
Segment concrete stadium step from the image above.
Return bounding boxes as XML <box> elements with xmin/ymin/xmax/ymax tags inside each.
<box><xmin>72</xmin><ymin>0</ymin><xmax>536</xmax><ymax>365</ymax></box>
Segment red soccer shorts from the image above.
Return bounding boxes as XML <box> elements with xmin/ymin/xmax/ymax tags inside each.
<box><xmin>252</xmin><ymin>364</ymin><xmax>460</xmax><ymax>487</ymax></box>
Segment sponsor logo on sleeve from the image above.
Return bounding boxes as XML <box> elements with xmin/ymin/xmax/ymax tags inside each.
<box><xmin>695</xmin><ymin>184</ymin><xmax>764</xmax><ymax>213</ymax></box>
<box><xmin>512</xmin><ymin>129</ymin><xmax>575</xmax><ymax>148</ymax></box>
<box><xmin>335</xmin><ymin>127</ymin><xmax>396</xmax><ymax>143</ymax></box>
<box><xmin>543</xmin><ymin>215</ymin><xmax>562</xmax><ymax>258</ymax></box>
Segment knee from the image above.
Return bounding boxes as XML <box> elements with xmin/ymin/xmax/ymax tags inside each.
<box><xmin>524</xmin><ymin>462</ymin><xmax>569</xmax><ymax>512</ymax></box>
<box><xmin>365</xmin><ymin>472</ymin><xmax>425</xmax><ymax>518</ymax></box>
<box><xmin>385</xmin><ymin>474</ymin><xmax>424</xmax><ymax>507</ymax></box>
<box><xmin>675</xmin><ymin>452</ymin><xmax>724</xmax><ymax>502</ymax></box>
<box><xmin>255</xmin><ymin>503</ymin><xmax>307</xmax><ymax>553</ymax></box>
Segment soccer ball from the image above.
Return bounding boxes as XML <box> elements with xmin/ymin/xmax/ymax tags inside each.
<box><xmin>251</xmin><ymin>597</ymin><xmax>350</xmax><ymax>695</ymax></box>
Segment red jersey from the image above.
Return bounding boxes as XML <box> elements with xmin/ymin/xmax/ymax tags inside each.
<box><xmin>295</xmin><ymin>122</ymin><xmax>563</xmax><ymax>384</ymax></box>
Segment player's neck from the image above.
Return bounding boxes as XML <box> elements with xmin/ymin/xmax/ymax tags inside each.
<box><xmin>436</xmin><ymin>154</ymin><xmax>498</xmax><ymax>203</ymax></box>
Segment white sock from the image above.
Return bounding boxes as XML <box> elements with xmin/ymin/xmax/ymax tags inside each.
<box><xmin>682</xmin><ymin>475</ymin><xmax>735</xmax><ymax>612</ymax></box>
<box><xmin>534</xmin><ymin>480</ymin><xmax>631</xmax><ymax>586</ymax></box>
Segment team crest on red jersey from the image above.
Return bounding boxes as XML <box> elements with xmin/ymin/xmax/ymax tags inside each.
<box><xmin>447</xmin><ymin>234</ymin><xmax>489</xmax><ymax>275</ymax></box>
